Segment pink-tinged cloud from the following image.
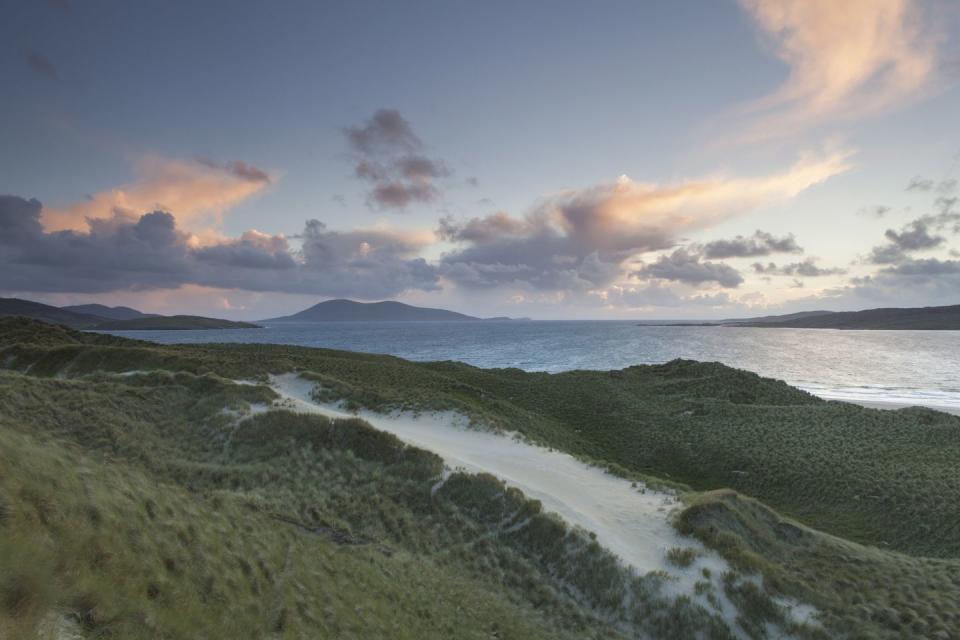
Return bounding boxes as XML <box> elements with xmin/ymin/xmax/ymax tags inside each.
<box><xmin>734</xmin><ymin>0</ymin><xmax>940</xmax><ymax>139</ymax></box>
<box><xmin>0</xmin><ymin>195</ymin><xmax>439</xmax><ymax>300</ymax></box>
<box><xmin>439</xmin><ymin>149</ymin><xmax>852</xmax><ymax>291</ymax></box>
<box><xmin>40</xmin><ymin>155</ymin><xmax>272</xmax><ymax>233</ymax></box>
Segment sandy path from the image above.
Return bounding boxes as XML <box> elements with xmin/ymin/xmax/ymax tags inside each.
<box><xmin>268</xmin><ymin>373</ymin><xmax>817</xmax><ymax>635</ymax></box>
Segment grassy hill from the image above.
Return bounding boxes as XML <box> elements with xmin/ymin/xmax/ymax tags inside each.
<box><xmin>2</xmin><ymin>317</ymin><xmax>960</xmax><ymax>639</ymax></box>
<box><xmin>731</xmin><ymin>304</ymin><xmax>960</xmax><ymax>330</ymax></box>
<box><xmin>93</xmin><ymin>315</ymin><xmax>261</xmax><ymax>330</ymax></box>
<box><xmin>0</xmin><ymin>297</ymin><xmax>106</xmax><ymax>328</ymax></box>
<box><xmin>61</xmin><ymin>303</ymin><xmax>158</xmax><ymax>320</ymax></box>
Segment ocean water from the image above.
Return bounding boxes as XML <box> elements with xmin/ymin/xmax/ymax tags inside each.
<box><xmin>100</xmin><ymin>321</ymin><xmax>960</xmax><ymax>412</ymax></box>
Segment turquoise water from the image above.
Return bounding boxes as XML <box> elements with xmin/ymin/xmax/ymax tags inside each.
<box><xmin>99</xmin><ymin>321</ymin><xmax>960</xmax><ymax>412</ymax></box>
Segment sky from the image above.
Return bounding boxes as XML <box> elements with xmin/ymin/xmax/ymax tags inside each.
<box><xmin>2</xmin><ymin>0</ymin><xmax>960</xmax><ymax>320</ymax></box>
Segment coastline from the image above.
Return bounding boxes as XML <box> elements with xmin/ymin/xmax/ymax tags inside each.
<box><xmin>840</xmin><ymin>398</ymin><xmax>960</xmax><ymax>416</ymax></box>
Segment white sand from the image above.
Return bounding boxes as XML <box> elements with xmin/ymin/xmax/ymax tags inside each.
<box><xmin>268</xmin><ymin>373</ymin><xmax>819</xmax><ymax>636</ymax></box>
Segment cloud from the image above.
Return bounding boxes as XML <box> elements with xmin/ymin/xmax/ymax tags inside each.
<box><xmin>345</xmin><ymin>109</ymin><xmax>450</xmax><ymax>210</ymax></box>
<box><xmin>699</xmin><ymin>230</ymin><xmax>802</xmax><ymax>258</ymax></box>
<box><xmin>857</xmin><ymin>205</ymin><xmax>892</xmax><ymax>218</ymax></box>
<box><xmin>904</xmin><ymin>176</ymin><xmax>958</xmax><ymax>194</ymax></box>
<box><xmin>751</xmin><ymin>258</ymin><xmax>845</xmax><ymax>276</ymax></box>
<box><xmin>439</xmin><ymin>150</ymin><xmax>850</xmax><ymax>291</ymax></box>
<box><xmin>24</xmin><ymin>49</ymin><xmax>58</xmax><ymax>80</ymax></box>
<box><xmin>40</xmin><ymin>156</ymin><xmax>272</xmax><ymax>233</ymax></box>
<box><xmin>635</xmin><ymin>249</ymin><xmax>744</xmax><ymax>288</ymax></box>
<box><xmin>831</xmin><ymin>258</ymin><xmax>960</xmax><ymax>307</ymax></box>
<box><xmin>906</xmin><ymin>175</ymin><xmax>936</xmax><ymax>191</ymax></box>
<box><xmin>599</xmin><ymin>283</ymin><xmax>743</xmax><ymax>309</ymax></box>
<box><xmin>0</xmin><ymin>195</ymin><xmax>438</xmax><ymax>299</ymax></box>
<box><xmin>345</xmin><ymin>109</ymin><xmax>421</xmax><ymax>154</ymax></box>
<box><xmin>734</xmin><ymin>0</ymin><xmax>939</xmax><ymax>138</ymax></box>
<box><xmin>867</xmin><ymin>210</ymin><xmax>960</xmax><ymax>263</ymax></box>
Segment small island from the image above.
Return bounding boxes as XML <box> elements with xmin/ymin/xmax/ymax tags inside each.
<box><xmin>262</xmin><ymin>298</ymin><xmax>524</xmax><ymax>322</ymax></box>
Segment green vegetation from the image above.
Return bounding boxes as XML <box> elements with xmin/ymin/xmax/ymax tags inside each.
<box><xmin>2</xmin><ymin>316</ymin><xmax>960</xmax><ymax>639</ymax></box>
<box><xmin>730</xmin><ymin>303</ymin><xmax>960</xmax><ymax>330</ymax></box>
<box><xmin>678</xmin><ymin>491</ymin><xmax>960</xmax><ymax>639</ymax></box>
<box><xmin>0</xmin><ymin>325</ymin><xmax>737</xmax><ymax>639</ymax></box>
<box><xmin>91</xmin><ymin>315</ymin><xmax>262</xmax><ymax>330</ymax></box>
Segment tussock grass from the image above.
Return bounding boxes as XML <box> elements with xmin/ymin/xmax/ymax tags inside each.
<box><xmin>4</xmin><ymin>317</ymin><xmax>960</xmax><ymax>639</ymax></box>
<box><xmin>677</xmin><ymin>490</ymin><xmax>960</xmax><ymax>639</ymax></box>
<box><xmin>0</xmin><ymin>346</ymin><xmax>736</xmax><ymax>638</ymax></box>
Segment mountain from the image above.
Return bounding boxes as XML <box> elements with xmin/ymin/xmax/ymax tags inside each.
<box><xmin>730</xmin><ymin>304</ymin><xmax>960</xmax><ymax>330</ymax></box>
<box><xmin>62</xmin><ymin>303</ymin><xmax>158</xmax><ymax>320</ymax></box>
<box><xmin>263</xmin><ymin>299</ymin><xmax>481</xmax><ymax>322</ymax></box>
<box><xmin>94</xmin><ymin>315</ymin><xmax>261</xmax><ymax>330</ymax></box>
<box><xmin>0</xmin><ymin>297</ymin><xmax>107</xmax><ymax>328</ymax></box>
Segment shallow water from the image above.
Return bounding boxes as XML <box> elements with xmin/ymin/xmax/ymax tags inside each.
<box><xmin>101</xmin><ymin>321</ymin><xmax>960</xmax><ymax>412</ymax></box>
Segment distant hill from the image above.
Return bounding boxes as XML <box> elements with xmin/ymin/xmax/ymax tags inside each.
<box><xmin>730</xmin><ymin>304</ymin><xmax>960</xmax><ymax>330</ymax></box>
<box><xmin>0</xmin><ymin>297</ymin><xmax>106</xmax><ymax>328</ymax></box>
<box><xmin>1</xmin><ymin>297</ymin><xmax>258</xmax><ymax>331</ymax></box>
<box><xmin>263</xmin><ymin>299</ymin><xmax>482</xmax><ymax>322</ymax></box>
<box><xmin>720</xmin><ymin>310</ymin><xmax>834</xmax><ymax>325</ymax></box>
<box><xmin>62</xmin><ymin>303</ymin><xmax>158</xmax><ymax>321</ymax></box>
<box><xmin>94</xmin><ymin>315</ymin><xmax>261</xmax><ymax>330</ymax></box>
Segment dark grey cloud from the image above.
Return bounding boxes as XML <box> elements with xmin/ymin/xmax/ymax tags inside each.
<box><xmin>751</xmin><ymin>258</ymin><xmax>846</xmax><ymax>277</ymax></box>
<box><xmin>345</xmin><ymin>110</ymin><xmax>450</xmax><ymax>210</ymax></box>
<box><xmin>698</xmin><ymin>230</ymin><xmax>802</xmax><ymax>259</ymax></box>
<box><xmin>438</xmin><ymin>191</ymin><xmax>677</xmax><ymax>291</ymax></box>
<box><xmin>857</xmin><ymin>205</ymin><xmax>891</xmax><ymax>218</ymax></box>
<box><xmin>880</xmin><ymin>258</ymin><xmax>960</xmax><ymax>277</ymax></box>
<box><xmin>906</xmin><ymin>176</ymin><xmax>935</xmax><ymax>192</ymax></box>
<box><xmin>0</xmin><ymin>195</ymin><xmax>438</xmax><ymax>299</ymax></box>
<box><xmin>24</xmin><ymin>49</ymin><xmax>58</xmax><ymax>80</ymax></box>
<box><xmin>905</xmin><ymin>176</ymin><xmax>958</xmax><ymax>195</ymax></box>
<box><xmin>938</xmin><ymin>179</ymin><xmax>958</xmax><ymax>195</ymax></box>
<box><xmin>634</xmin><ymin>249</ymin><xmax>743</xmax><ymax>288</ymax></box>
<box><xmin>867</xmin><ymin>211</ymin><xmax>960</xmax><ymax>264</ymax></box>
<box><xmin>883</xmin><ymin>220</ymin><xmax>944</xmax><ymax>251</ymax></box>
<box><xmin>833</xmin><ymin>258</ymin><xmax>960</xmax><ymax>308</ymax></box>
<box><xmin>344</xmin><ymin>109</ymin><xmax>420</xmax><ymax>154</ymax></box>
<box><xmin>866</xmin><ymin>244</ymin><xmax>909</xmax><ymax>265</ymax></box>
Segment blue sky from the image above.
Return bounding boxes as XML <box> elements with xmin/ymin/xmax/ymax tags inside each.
<box><xmin>2</xmin><ymin>0</ymin><xmax>959</xmax><ymax>319</ymax></box>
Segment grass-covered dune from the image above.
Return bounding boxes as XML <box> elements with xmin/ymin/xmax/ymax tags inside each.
<box><xmin>2</xmin><ymin>317</ymin><xmax>960</xmax><ymax>639</ymax></box>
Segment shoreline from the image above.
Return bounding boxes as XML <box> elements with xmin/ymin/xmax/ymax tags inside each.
<box><xmin>816</xmin><ymin>395</ymin><xmax>960</xmax><ymax>416</ymax></box>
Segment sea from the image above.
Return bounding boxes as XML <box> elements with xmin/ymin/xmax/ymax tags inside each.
<box><xmin>99</xmin><ymin>321</ymin><xmax>960</xmax><ymax>413</ymax></box>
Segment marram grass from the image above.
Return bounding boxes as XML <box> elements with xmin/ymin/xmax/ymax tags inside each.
<box><xmin>2</xmin><ymin>317</ymin><xmax>960</xmax><ymax>639</ymax></box>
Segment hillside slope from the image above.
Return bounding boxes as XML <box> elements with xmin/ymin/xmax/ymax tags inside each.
<box><xmin>731</xmin><ymin>304</ymin><xmax>960</xmax><ymax>329</ymax></box>
<box><xmin>62</xmin><ymin>303</ymin><xmax>157</xmax><ymax>320</ymax></box>
<box><xmin>94</xmin><ymin>315</ymin><xmax>261</xmax><ymax>330</ymax></box>
<box><xmin>0</xmin><ymin>297</ymin><xmax>106</xmax><ymax>328</ymax></box>
<box><xmin>3</xmin><ymin>318</ymin><xmax>960</xmax><ymax>639</ymax></box>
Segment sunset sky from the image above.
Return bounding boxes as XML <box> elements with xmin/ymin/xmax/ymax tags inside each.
<box><xmin>3</xmin><ymin>0</ymin><xmax>960</xmax><ymax>319</ymax></box>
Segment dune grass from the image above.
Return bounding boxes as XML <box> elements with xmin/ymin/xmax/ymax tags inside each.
<box><xmin>0</xmin><ymin>362</ymin><xmax>740</xmax><ymax>639</ymax></box>
<box><xmin>4</xmin><ymin>318</ymin><xmax>958</xmax><ymax>557</ymax></box>
<box><xmin>3</xmin><ymin>317</ymin><xmax>960</xmax><ymax>639</ymax></box>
